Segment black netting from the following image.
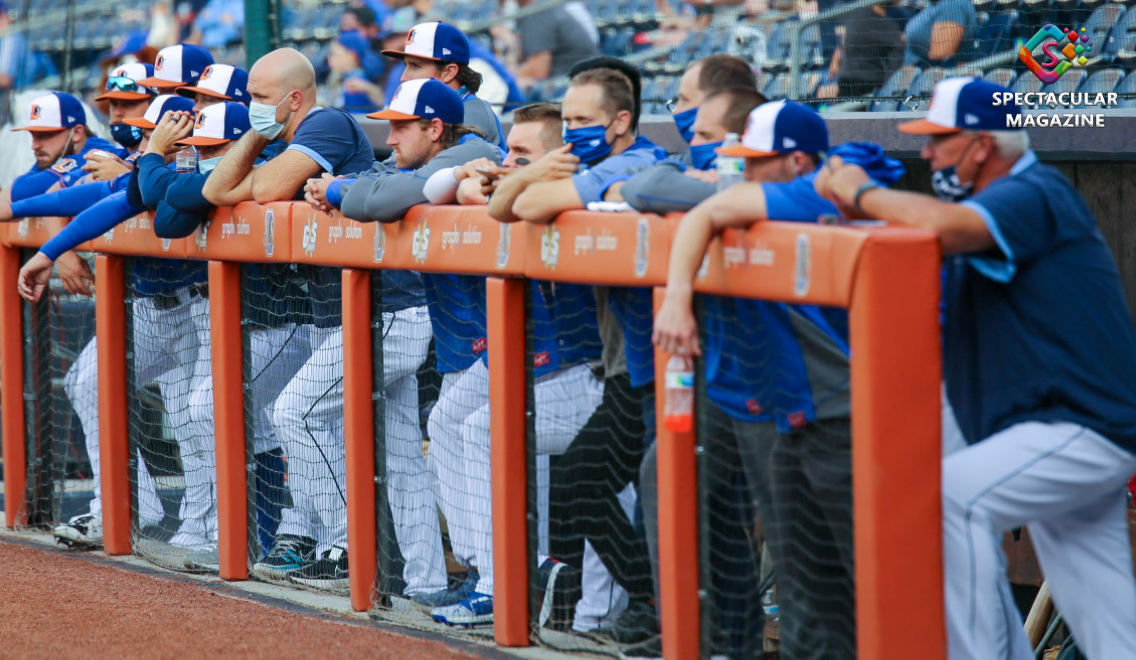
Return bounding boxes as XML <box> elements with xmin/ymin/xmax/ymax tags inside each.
<box><xmin>124</xmin><ymin>256</ymin><xmax>214</xmax><ymax>571</ymax></box>
<box><xmin>17</xmin><ymin>249</ymin><xmax>99</xmax><ymax>538</ymax></box>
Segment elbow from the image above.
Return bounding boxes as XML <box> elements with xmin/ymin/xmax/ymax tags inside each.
<box><xmin>201</xmin><ymin>180</ymin><xmax>225</xmax><ymax>206</ymax></box>
<box><xmin>250</xmin><ymin>180</ymin><xmax>278</xmax><ymax>205</ymax></box>
<box><xmin>511</xmin><ymin>191</ymin><xmax>547</xmax><ymax>224</ymax></box>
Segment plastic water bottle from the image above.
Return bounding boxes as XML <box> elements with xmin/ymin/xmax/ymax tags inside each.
<box><xmin>663</xmin><ymin>354</ymin><xmax>695</xmax><ymax>433</ymax></box>
<box><xmin>176</xmin><ymin>146</ymin><xmax>198</xmax><ymax>173</ymax></box>
<box><xmin>716</xmin><ymin>132</ymin><xmax>745</xmax><ymax>192</ymax></box>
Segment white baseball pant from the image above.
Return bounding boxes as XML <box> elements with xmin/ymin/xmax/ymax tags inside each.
<box><xmin>273</xmin><ymin>307</ymin><xmax>445</xmax><ymax>594</ymax></box>
<box><xmin>185</xmin><ymin>322</ymin><xmax>312</xmax><ymax>547</ymax></box>
<box><xmin>942</xmin><ymin>420</ymin><xmax>1136</xmax><ymax>660</ymax></box>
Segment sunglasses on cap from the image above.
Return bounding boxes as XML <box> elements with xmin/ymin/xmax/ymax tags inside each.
<box><xmin>106</xmin><ymin>76</ymin><xmax>149</xmax><ymax>94</ymax></box>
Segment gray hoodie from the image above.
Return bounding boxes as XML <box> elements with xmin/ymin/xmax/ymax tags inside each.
<box><xmin>621</xmin><ymin>157</ymin><xmax>717</xmax><ymax>216</ymax></box>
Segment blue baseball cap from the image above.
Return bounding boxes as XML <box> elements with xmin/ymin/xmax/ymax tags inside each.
<box><xmin>177</xmin><ymin>101</ymin><xmax>250</xmax><ymax>147</ymax></box>
<box><xmin>899</xmin><ymin>77</ymin><xmax>1023</xmax><ymax>134</ymax></box>
<box><xmin>138</xmin><ymin>44</ymin><xmax>215</xmax><ymax>89</ymax></box>
<box><xmin>718</xmin><ymin>100</ymin><xmax>829</xmax><ymax>158</ymax></box>
<box><xmin>177</xmin><ymin>64</ymin><xmax>248</xmax><ymax>103</ymax></box>
<box><xmin>14</xmin><ymin>92</ymin><xmax>86</xmax><ymax>132</ymax></box>
<box><xmin>337</xmin><ymin>30</ymin><xmax>373</xmax><ymax>64</ymax></box>
<box><xmin>96</xmin><ymin>62</ymin><xmax>157</xmax><ymax>101</ymax></box>
<box><xmin>100</xmin><ymin>30</ymin><xmax>149</xmax><ymax>65</ymax></box>
<box><xmin>123</xmin><ymin>94</ymin><xmax>195</xmax><ymax>130</ymax></box>
<box><xmin>367</xmin><ymin>77</ymin><xmax>464</xmax><ymax>124</ymax></box>
<box><xmin>381</xmin><ymin>21</ymin><xmax>470</xmax><ymax>65</ymax></box>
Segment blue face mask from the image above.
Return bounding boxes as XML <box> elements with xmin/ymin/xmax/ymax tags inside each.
<box><xmin>249</xmin><ymin>92</ymin><xmax>294</xmax><ymax>139</ymax></box>
<box><xmin>110</xmin><ymin>122</ymin><xmax>143</xmax><ymax>148</ymax></box>
<box><xmin>689</xmin><ymin>141</ymin><xmax>721</xmax><ymax>171</ymax></box>
<box><xmin>673</xmin><ymin>106</ymin><xmax>697</xmax><ymax>144</ymax></box>
<box><xmin>562</xmin><ymin>122</ymin><xmax>612</xmax><ymax>165</ymax></box>
<box><xmin>197</xmin><ymin>155</ymin><xmax>223</xmax><ymax>174</ymax></box>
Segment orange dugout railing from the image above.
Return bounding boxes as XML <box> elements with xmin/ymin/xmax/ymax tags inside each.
<box><xmin>0</xmin><ymin>204</ymin><xmax>943</xmax><ymax>660</ymax></box>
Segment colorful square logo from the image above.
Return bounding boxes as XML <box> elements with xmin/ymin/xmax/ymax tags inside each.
<box><xmin>1020</xmin><ymin>24</ymin><xmax>1093</xmax><ymax>84</ymax></box>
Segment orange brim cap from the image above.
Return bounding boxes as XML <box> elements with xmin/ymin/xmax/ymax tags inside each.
<box><xmin>897</xmin><ymin>118</ymin><xmax>962</xmax><ymax>135</ymax></box>
<box><xmin>136</xmin><ymin>77</ymin><xmax>186</xmax><ymax>89</ymax></box>
<box><xmin>715</xmin><ymin>144</ymin><xmax>780</xmax><ymax>158</ymax></box>
<box><xmin>176</xmin><ymin>136</ymin><xmax>230</xmax><ymax>147</ymax></box>
<box><xmin>11</xmin><ymin>126</ymin><xmax>69</xmax><ymax>132</ymax></box>
<box><xmin>366</xmin><ymin>108</ymin><xmax>420</xmax><ymax>120</ymax></box>
<box><xmin>176</xmin><ymin>86</ymin><xmax>231</xmax><ymax>100</ymax></box>
<box><xmin>95</xmin><ymin>90</ymin><xmax>153</xmax><ymax>102</ymax></box>
<box><xmin>122</xmin><ymin>117</ymin><xmax>157</xmax><ymax>129</ymax></box>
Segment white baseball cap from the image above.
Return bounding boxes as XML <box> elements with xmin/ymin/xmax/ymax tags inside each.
<box><xmin>381</xmin><ymin>21</ymin><xmax>470</xmax><ymax>64</ymax></box>
<box><xmin>138</xmin><ymin>44</ymin><xmax>215</xmax><ymax>88</ymax></box>
<box><xmin>176</xmin><ymin>64</ymin><xmax>249</xmax><ymax>102</ymax></box>
<box><xmin>122</xmin><ymin>94</ymin><xmax>195</xmax><ymax>130</ymax></box>
<box><xmin>13</xmin><ymin>92</ymin><xmax>86</xmax><ymax>132</ymax></box>
<box><xmin>177</xmin><ymin>101</ymin><xmax>250</xmax><ymax>147</ymax></box>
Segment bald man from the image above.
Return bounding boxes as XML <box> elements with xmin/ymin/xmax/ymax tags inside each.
<box><xmin>202</xmin><ymin>47</ymin><xmax>374</xmax><ymax>205</ymax></box>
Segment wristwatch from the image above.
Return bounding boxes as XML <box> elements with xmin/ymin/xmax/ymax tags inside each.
<box><xmin>853</xmin><ymin>180</ymin><xmax>880</xmax><ymax>214</ymax></box>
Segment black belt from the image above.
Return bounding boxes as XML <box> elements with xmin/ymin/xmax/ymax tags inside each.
<box><xmin>149</xmin><ymin>283</ymin><xmax>209</xmax><ymax>310</ymax></box>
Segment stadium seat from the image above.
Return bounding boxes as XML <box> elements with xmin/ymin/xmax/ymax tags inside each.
<box><xmin>1115</xmin><ymin>69</ymin><xmax>1136</xmax><ymax>106</ymax></box>
<box><xmin>1012</xmin><ymin>69</ymin><xmax>1045</xmax><ymax>94</ymax></box>
<box><xmin>975</xmin><ymin>11</ymin><xmax>1019</xmax><ymax>58</ymax></box>
<box><xmin>996</xmin><ymin>0</ymin><xmax>1022</xmax><ymax>13</ymax></box>
<box><xmin>905</xmin><ymin>68</ymin><xmax>948</xmax><ymax>110</ymax></box>
<box><xmin>1105</xmin><ymin>7</ymin><xmax>1136</xmax><ymax>66</ymax></box>
<box><xmin>1049</xmin><ymin>66</ymin><xmax>1088</xmax><ymax>101</ymax></box>
<box><xmin>869</xmin><ymin>65</ymin><xmax>919</xmax><ymax>112</ymax></box>
<box><xmin>765</xmin><ymin>18</ymin><xmax>795</xmax><ymax>71</ymax></box>
<box><xmin>975</xmin><ymin>0</ymin><xmax>997</xmax><ymax>12</ymax></box>
<box><xmin>983</xmin><ymin>67</ymin><xmax>1018</xmax><ymax>87</ymax></box>
<box><xmin>1082</xmin><ymin>4</ymin><xmax>1126</xmax><ymax>47</ymax></box>
<box><xmin>1079</xmin><ymin>67</ymin><xmax>1125</xmax><ymax>95</ymax></box>
<box><xmin>762</xmin><ymin>73</ymin><xmax>788</xmax><ymax>100</ymax></box>
<box><xmin>1021</xmin><ymin>0</ymin><xmax>1052</xmax><ymax>37</ymax></box>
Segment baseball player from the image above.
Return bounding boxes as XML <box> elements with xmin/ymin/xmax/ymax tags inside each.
<box><xmin>175</xmin><ymin>63</ymin><xmax>250</xmax><ymax>113</ymax></box>
<box><xmin>380</xmin><ymin>21</ymin><xmax>505</xmax><ymax>149</ymax></box>
<box><xmin>17</xmin><ymin>94</ymin><xmax>209</xmax><ymax>557</ymax></box>
<box><xmin>814</xmin><ymin>77</ymin><xmax>1136</xmax><ymax>660</ymax></box>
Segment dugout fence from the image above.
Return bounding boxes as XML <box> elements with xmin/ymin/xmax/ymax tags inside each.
<box><xmin>0</xmin><ymin>204</ymin><xmax>942</xmax><ymax>660</ymax></box>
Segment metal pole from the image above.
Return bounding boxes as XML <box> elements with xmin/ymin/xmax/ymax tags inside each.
<box><xmin>62</xmin><ymin>0</ymin><xmax>75</xmax><ymax>93</ymax></box>
<box><xmin>244</xmin><ymin>0</ymin><xmax>279</xmax><ymax>69</ymax></box>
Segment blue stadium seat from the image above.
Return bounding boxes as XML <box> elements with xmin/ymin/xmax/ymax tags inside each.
<box><xmin>905</xmin><ymin>68</ymin><xmax>948</xmax><ymax>110</ymax></box>
<box><xmin>1104</xmin><ymin>6</ymin><xmax>1136</xmax><ymax>66</ymax></box>
<box><xmin>1115</xmin><ymin>69</ymin><xmax>1136</xmax><ymax>106</ymax></box>
<box><xmin>1021</xmin><ymin>0</ymin><xmax>1052</xmax><ymax>38</ymax></box>
<box><xmin>869</xmin><ymin>65</ymin><xmax>919</xmax><ymax>112</ymax></box>
<box><xmin>1047</xmin><ymin>66</ymin><xmax>1088</xmax><ymax>103</ymax></box>
<box><xmin>975</xmin><ymin>11</ymin><xmax>1019</xmax><ymax>58</ymax></box>
<box><xmin>765</xmin><ymin>18</ymin><xmax>795</xmax><ymax>71</ymax></box>
<box><xmin>984</xmin><ymin>67</ymin><xmax>1018</xmax><ymax>87</ymax></box>
<box><xmin>1012</xmin><ymin>68</ymin><xmax>1045</xmax><ymax>94</ymax></box>
<box><xmin>762</xmin><ymin>73</ymin><xmax>788</xmax><ymax>100</ymax></box>
<box><xmin>1079</xmin><ymin>67</ymin><xmax>1125</xmax><ymax>95</ymax></box>
<box><xmin>1082</xmin><ymin>4</ymin><xmax>1125</xmax><ymax>46</ymax></box>
<box><xmin>799</xmin><ymin>71</ymin><xmax>821</xmax><ymax>97</ymax></box>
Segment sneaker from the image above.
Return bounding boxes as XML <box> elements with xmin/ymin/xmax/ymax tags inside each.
<box><xmin>620</xmin><ymin>634</ymin><xmax>662</xmax><ymax>660</ymax></box>
<box><xmin>537</xmin><ymin>558</ymin><xmax>581</xmax><ymax>631</ymax></box>
<box><xmin>409</xmin><ymin>569</ymin><xmax>479</xmax><ymax>612</ymax></box>
<box><xmin>252</xmin><ymin>534</ymin><xmax>317</xmax><ymax>581</ymax></box>
<box><xmin>184</xmin><ymin>546</ymin><xmax>220</xmax><ymax>572</ymax></box>
<box><xmin>610</xmin><ymin>599</ymin><xmax>660</xmax><ymax>645</ymax></box>
<box><xmin>53</xmin><ymin>514</ymin><xmax>103</xmax><ymax>548</ymax></box>
<box><xmin>431</xmin><ymin>592</ymin><xmax>494</xmax><ymax>627</ymax></box>
<box><xmin>288</xmin><ymin>545</ymin><xmax>349</xmax><ymax>592</ymax></box>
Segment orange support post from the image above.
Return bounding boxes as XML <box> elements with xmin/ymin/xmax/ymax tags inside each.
<box><xmin>849</xmin><ymin>232</ymin><xmax>944</xmax><ymax>660</ymax></box>
<box><xmin>487</xmin><ymin>276</ymin><xmax>530</xmax><ymax>646</ymax></box>
<box><xmin>209</xmin><ymin>260</ymin><xmax>248</xmax><ymax>580</ymax></box>
<box><xmin>652</xmin><ymin>287</ymin><xmax>701</xmax><ymax>660</ymax></box>
<box><xmin>0</xmin><ymin>244</ymin><xmax>27</xmax><ymax>529</ymax></box>
<box><xmin>95</xmin><ymin>254</ymin><xmax>132</xmax><ymax>554</ymax></box>
<box><xmin>343</xmin><ymin>268</ymin><xmax>377</xmax><ymax>612</ymax></box>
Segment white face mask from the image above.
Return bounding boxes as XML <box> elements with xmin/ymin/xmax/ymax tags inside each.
<box><xmin>248</xmin><ymin>91</ymin><xmax>295</xmax><ymax>139</ymax></box>
<box><xmin>197</xmin><ymin>155</ymin><xmax>223</xmax><ymax>174</ymax></box>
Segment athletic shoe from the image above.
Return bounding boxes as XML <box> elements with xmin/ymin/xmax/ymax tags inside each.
<box><xmin>288</xmin><ymin>545</ymin><xmax>349</xmax><ymax>592</ymax></box>
<box><xmin>184</xmin><ymin>546</ymin><xmax>220</xmax><ymax>573</ymax></box>
<box><xmin>252</xmin><ymin>534</ymin><xmax>317</xmax><ymax>581</ymax></box>
<box><xmin>409</xmin><ymin>570</ymin><xmax>480</xmax><ymax>612</ymax></box>
<box><xmin>53</xmin><ymin>514</ymin><xmax>103</xmax><ymax>548</ymax></box>
<box><xmin>620</xmin><ymin>634</ymin><xmax>662</xmax><ymax>660</ymax></box>
<box><xmin>608</xmin><ymin>599</ymin><xmax>660</xmax><ymax>645</ymax></box>
<box><xmin>537</xmin><ymin>557</ymin><xmax>581</xmax><ymax>631</ymax></box>
<box><xmin>431</xmin><ymin>592</ymin><xmax>494</xmax><ymax>627</ymax></box>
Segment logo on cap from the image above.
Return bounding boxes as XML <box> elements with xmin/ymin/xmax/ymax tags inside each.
<box><xmin>424</xmin><ymin>105</ymin><xmax>434</xmax><ymax>114</ymax></box>
<box><xmin>406</xmin><ymin>29</ymin><xmax>416</xmax><ymax>45</ymax></box>
<box><xmin>156</xmin><ymin>55</ymin><xmax>165</xmax><ymax>71</ymax></box>
<box><xmin>29</xmin><ymin>104</ymin><xmax>40</xmax><ymax>120</ymax></box>
<box><xmin>195</xmin><ymin>113</ymin><xmax>207</xmax><ymax>129</ymax></box>
<box><xmin>200</xmin><ymin>66</ymin><xmax>213</xmax><ymax>80</ymax></box>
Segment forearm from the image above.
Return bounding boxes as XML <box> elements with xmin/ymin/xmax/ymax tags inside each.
<box><xmin>487</xmin><ymin>170</ymin><xmax>533</xmax><ymax>223</ymax></box>
<box><xmin>665</xmin><ymin>205</ymin><xmax>716</xmax><ymax>296</ymax></box>
<box><xmin>203</xmin><ymin>132</ymin><xmax>263</xmax><ymax>204</ymax></box>
<box><xmin>855</xmin><ymin>187</ymin><xmax>988</xmax><ymax>254</ymax></box>
<box><xmin>622</xmin><ymin>166</ymin><xmax>715</xmax><ymax>214</ymax></box>
<box><xmin>40</xmin><ymin>192</ymin><xmax>139</xmax><ymax>261</ymax></box>
<box><xmin>153</xmin><ymin>202</ymin><xmax>208</xmax><ymax>239</ymax></box>
<box><xmin>705</xmin><ymin>183</ymin><xmax>769</xmax><ymax>230</ymax></box>
<box><xmin>9</xmin><ymin>181</ymin><xmax>112</xmax><ymax>219</ymax></box>
<box><xmin>137</xmin><ymin>154</ymin><xmax>177</xmax><ymax>210</ymax></box>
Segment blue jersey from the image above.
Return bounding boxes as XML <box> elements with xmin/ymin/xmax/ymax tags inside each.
<box><xmin>337</xmin><ymin>70</ymin><xmax>381</xmax><ymax>113</ymax></box>
<box><xmin>703</xmin><ymin>169</ymin><xmax>852</xmax><ymax>432</ymax></box>
<box><xmin>425</xmin><ymin>273</ymin><xmax>487</xmax><ymax>374</ymax></box>
<box><xmin>484</xmin><ymin>281</ymin><xmax>602</xmax><ymax>379</ymax></box>
<box><xmin>948</xmin><ymin>152</ymin><xmax>1136</xmax><ymax>452</ymax></box>
<box><xmin>10</xmin><ymin>136</ymin><xmax>127</xmax><ymax>201</ymax></box>
<box><xmin>578</xmin><ymin>136</ymin><xmax>666</xmax><ymax>205</ymax></box>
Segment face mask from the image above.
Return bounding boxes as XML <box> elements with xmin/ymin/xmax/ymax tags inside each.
<box><xmin>197</xmin><ymin>155</ymin><xmax>223</xmax><ymax>174</ymax></box>
<box><xmin>249</xmin><ymin>92</ymin><xmax>294</xmax><ymax>139</ymax></box>
<box><xmin>562</xmin><ymin>122</ymin><xmax>612</xmax><ymax>165</ymax></box>
<box><xmin>673</xmin><ymin>107</ymin><xmax>697</xmax><ymax>144</ymax></box>
<box><xmin>110</xmin><ymin>122</ymin><xmax>143</xmax><ymax>148</ymax></box>
<box><xmin>689</xmin><ymin>141</ymin><xmax>721</xmax><ymax>171</ymax></box>
<box><xmin>929</xmin><ymin>137</ymin><xmax>979</xmax><ymax>202</ymax></box>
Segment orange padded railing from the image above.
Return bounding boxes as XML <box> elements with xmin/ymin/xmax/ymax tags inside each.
<box><xmin>0</xmin><ymin>204</ymin><xmax>943</xmax><ymax>660</ymax></box>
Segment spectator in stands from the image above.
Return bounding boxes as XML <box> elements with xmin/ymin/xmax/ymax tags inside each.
<box><xmin>652</xmin><ymin>101</ymin><xmax>903</xmax><ymax>660</ymax></box>
<box><xmin>192</xmin><ymin>0</ymin><xmax>244</xmax><ymax>49</ymax></box>
<box><xmin>825</xmin><ymin>2</ymin><xmax>904</xmax><ymax>98</ymax></box>
<box><xmin>0</xmin><ymin>1</ymin><xmax>25</xmax><ymax>125</ymax></box>
<box><xmin>499</xmin><ymin>0</ymin><xmax>601</xmax><ymax>90</ymax></box>
<box><xmin>325</xmin><ymin>30</ymin><xmax>385</xmax><ymax>112</ymax></box>
<box><xmin>341</xmin><ymin>5</ymin><xmax>383</xmax><ymax>47</ymax></box>
<box><xmin>903</xmin><ymin>0</ymin><xmax>978</xmax><ymax>67</ymax></box>
<box><xmin>381</xmin><ymin>21</ymin><xmax>504</xmax><ymax>147</ymax></box>
<box><xmin>375</xmin><ymin>7</ymin><xmax>417</xmax><ymax>105</ymax></box>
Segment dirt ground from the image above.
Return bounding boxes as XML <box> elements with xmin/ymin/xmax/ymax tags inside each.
<box><xmin>0</xmin><ymin>540</ymin><xmax>488</xmax><ymax>660</ymax></box>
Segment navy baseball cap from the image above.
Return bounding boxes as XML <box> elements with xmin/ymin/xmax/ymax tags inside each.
<box><xmin>123</xmin><ymin>94</ymin><xmax>195</xmax><ymax>130</ymax></box>
<box><xmin>177</xmin><ymin>101</ymin><xmax>249</xmax><ymax>147</ymax></box>
<box><xmin>381</xmin><ymin>7</ymin><xmax>418</xmax><ymax>39</ymax></box>
<box><xmin>899</xmin><ymin>77</ymin><xmax>1023</xmax><ymax>134</ymax></box>
<box><xmin>718</xmin><ymin>100</ymin><xmax>829</xmax><ymax>158</ymax></box>
<box><xmin>382</xmin><ymin>21</ymin><xmax>470</xmax><ymax>64</ymax></box>
<box><xmin>177</xmin><ymin>64</ymin><xmax>248</xmax><ymax>103</ymax></box>
<box><xmin>138</xmin><ymin>44</ymin><xmax>215</xmax><ymax>89</ymax></box>
<box><xmin>14</xmin><ymin>92</ymin><xmax>86</xmax><ymax>132</ymax></box>
<box><xmin>368</xmin><ymin>78</ymin><xmax>464</xmax><ymax>124</ymax></box>
<box><xmin>96</xmin><ymin>62</ymin><xmax>156</xmax><ymax>101</ymax></box>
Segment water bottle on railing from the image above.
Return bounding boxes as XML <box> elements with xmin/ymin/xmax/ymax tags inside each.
<box><xmin>176</xmin><ymin>145</ymin><xmax>198</xmax><ymax>173</ymax></box>
<box><xmin>663</xmin><ymin>354</ymin><xmax>695</xmax><ymax>433</ymax></box>
<box><xmin>716</xmin><ymin>132</ymin><xmax>745</xmax><ymax>192</ymax></box>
